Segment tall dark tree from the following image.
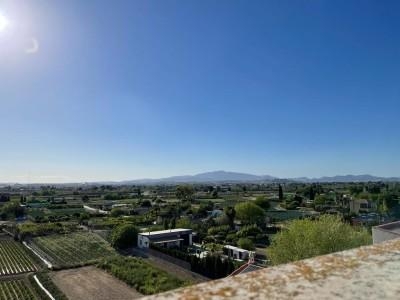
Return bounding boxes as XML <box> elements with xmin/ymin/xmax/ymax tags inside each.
<box><xmin>170</xmin><ymin>218</ymin><xmax>176</xmax><ymax>229</ymax></box>
<box><xmin>309</xmin><ymin>186</ymin><xmax>315</xmax><ymax>200</ymax></box>
<box><xmin>278</xmin><ymin>184</ymin><xmax>283</xmax><ymax>201</ymax></box>
<box><xmin>225</xmin><ymin>206</ymin><xmax>236</xmax><ymax>229</ymax></box>
<box><xmin>163</xmin><ymin>219</ymin><xmax>169</xmax><ymax>230</ymax></box>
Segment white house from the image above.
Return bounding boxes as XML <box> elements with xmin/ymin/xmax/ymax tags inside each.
<box><xmin>138</xmin><ymin>228</ymin><xmax>193</xmax><ymax>249</ymax></box>
<box><xmin>223</xmin><ymin>245</ymin><xmax>251</xmax><ymax>261</ymax></box>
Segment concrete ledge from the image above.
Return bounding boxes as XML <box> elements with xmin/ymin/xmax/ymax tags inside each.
<box><xmin>142</xmin><ymin>238</ymin><xmax>400</xmax><ymax>299</ymax></box>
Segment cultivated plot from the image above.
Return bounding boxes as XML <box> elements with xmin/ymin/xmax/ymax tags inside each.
<box><xmin>51</xmin><ymin>266</ymin><xmax>142</xmax><ymax>300</ymax></box>
<box><xmin>0</xmin><ymin>240</ymin><xmax>38</xmax><ymax>275</ymax></box>
<box><xmin>31</xmin><ymin>232</ymin><xmax>116</xmax><ymax>268</ymax></box>
<box><xmin>0</xmin><ymin>279</ymin><xmax>39</xmax><ymax>300</ymax></box>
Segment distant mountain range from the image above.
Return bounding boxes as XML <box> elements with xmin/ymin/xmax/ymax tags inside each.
<box><xmin>2</xmin><ymin>171</ymin><xmax>399</xmax><ymax>186</ymax></box>
<box><xmin>119</xmin><ymin>171</ymin><xmax>400</xmax><ymax>184</ymax></box>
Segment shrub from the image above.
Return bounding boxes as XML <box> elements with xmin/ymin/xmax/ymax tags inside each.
<box><xmin>237</xmin><ymin>238</ymin><xmax>255</xmax><ymax>251</ymax></box>
<box><xmin>254</xmin><ymin>196</ymin><xmax>270</xmax><ymax>210</ymax></box>
<box><xmin>110</xmin><ymin>224</ymin><xmax>138</xmax><ymax>249</ymax></box>
<box><xmin>236</xmin><ymin>224</ymin><xmax>262</xmax><ymax>238</ymax></box>
<box><xmin>110</xmin><ymin>208</ymin><xmax>125</xmax><ymax>217</ymax></box>
<box><xmin>98</xmin><ymin>256</ymin><xmax>186</xmax><ymax>294</ymax></box>
<box><xmin>267</xmin><ymin>215</ymin><xmax>372</xmax><ymax>265</ymax></box>
<box><xmin>207</xmin><ymin>225</ymin><xmax>230</xmax><ymax>236</ymax></box>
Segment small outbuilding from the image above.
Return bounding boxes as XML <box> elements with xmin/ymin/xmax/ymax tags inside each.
<box><xmin>223</xmin><ymin>245</ymin><xmax>251</xmax><ymax>261</ymax></box>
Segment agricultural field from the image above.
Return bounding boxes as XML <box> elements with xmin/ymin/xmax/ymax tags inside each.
<box><xmin>0</xmin><ymin>279</ymin><xmax>39</xmax><ymax>300</ymax></box>
<box><xmin>0</xmin><ymin>239</ymin><xmax>38</xmax><ymax>275</ymax></box>
<box><xmin>31</xmin><ymin>232</ymin><xmax>116</xmax><ymax>268</ymax></box>
<box><xmin>51</xmin><ymin>266</ymin><xmax>142</xmax><ymax>300</ymax></box>
<box><xmin>97</xmin><ymin>256</ymin><xmax>187</xmax><ymax>295</ymax></box>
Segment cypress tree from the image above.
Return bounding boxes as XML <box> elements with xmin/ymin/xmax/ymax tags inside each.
<box><xmin>278</xmin><ymin>184</ymin><xmax>283</xmax><ymax>201</ymax></box>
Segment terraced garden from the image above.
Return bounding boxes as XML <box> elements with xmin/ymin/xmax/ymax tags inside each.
<box><xmin>0</xmin><ymin>240</ymin><xmax>38</xmax><ymax>275</ymax></box>
<box><xmin>31</xmin><ymin>232</ymin><xmax>116</xmax><ymax>269</ymax></box>
<box><xmin>0</xmin><ymin>279</ymin><xmax>39</xmax><ymax>300</ymax></box>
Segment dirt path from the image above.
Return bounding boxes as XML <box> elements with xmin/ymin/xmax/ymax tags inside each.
<box><xmin>51</xmin><ymin>266</ymin><xmax>142</xmax><ymax>300</ymax></box>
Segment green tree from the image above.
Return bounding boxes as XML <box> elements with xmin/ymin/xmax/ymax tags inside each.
<box><xmin>235</xmin><ymin>202</ymin><xmax>265</xmax><ymax>224</ymax></box>
<box><xmin>254</xmin><ymin>196</ymin><xmax>270</xmax><ymax>210</ymax></box>
<box><xmin>212</xmin><ymin>190</ymin><xmax>219</xmax><ymax>199</ymax></box>
<box><xmin>278</xmin><ymin>184</ymin><xmax>283</xmax><ymax>201</ymax></box>
<box><xmin>170</xmin><ymin>218</ymin><xmax>176</xmax><ymax>229</ymax></box>
<box><xmin>309</xmin><ymin>186</ymin><xmax>315</xmax><ymax>200</ymax></box>
<box><xmin>267</xmin><ymin>215</ymin><xmax>371</xmax><ymax>265</ymax></box>
<box><xmin>163</xmin><ymin>219</ymin><xmax>169</xmax><ymax>230</ymax></box>
<box><xmin>314</xmin><ymin>194</ymin><xmax>329</xmax><ymax>206</ymax></box>
<box><xmin>111</xmin><ymin>224</ymin><xmax>139</xmax><ymax>249</ymax></box>
<box><xmin>0</xmin><ymin>201</ymin><xmax>24</xmax><ymax>220</ymax></box>
<box><xmin>224</xmin><ymin>206</ymin><xmax>236</xmax><ymax>229</ymax></box>
<box><xmin>176</xmin><ymin>185</ymin><xmax>195</xmax><ymax>202</ymax></box>
<box><xmin>176</xmin><ymin>217</ymin><xmax>192</xmax><ymax>229</ymax></box>
<box><xmin>237</xmin><ymin>237</ymin><xmax>255</xmax><ymax>251</ymax></box>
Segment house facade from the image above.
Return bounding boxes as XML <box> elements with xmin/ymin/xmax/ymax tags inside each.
<box><xmin>223</xmin><ymin>245</ymin><xmax>251</xmax><ymax>261</ymax></box>
<box><xmin>138</xmin><ymin>228</ymin><xmax>193</xmax><ymax>249</ymax></box>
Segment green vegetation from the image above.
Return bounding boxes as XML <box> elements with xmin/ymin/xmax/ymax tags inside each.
<box><xmin>29</xmin><ymin>272</ymin><xmax>68</xmax><ymax>300</ymax></box>
<box><xmin>176</xmin><ymin>185</ymin><xmax>195</xmax><ymax>202</ymax></box>
<box><xmin>17</xmin><ymin>222</ymin><xmax>78</xmax><ymax>239</ymax></box>
<box><xmin>267</xmin><ymin>215</ymin><xmax>372</xmax><ymax>265</ymax></box>
<box><xmin>0</xmin><ymin>279</ymin><xmax>39</xmax><ymax>300</ymax></box>
<box><xmin>97</xmin><ymin>255</ymin><xmax>186</xmax><ymax>295</ymax></box>
<box><xmin>0</xmin><ymin>239</ymin><xmax>38</xmax><ymax>275</ymax></box>
<box><xmin>254</xmin><ymin>195</ymin><xmax>270</xmax><ymax>210</ymax></box>
<box><xmin>237</xmin><ymin>237</ymin><xmax>255</xmax><ymax>250</ymax></box>
<box><xmin>1</xmin><ymin>180</ymin><xmax>397</xmax><ymax>289</ymax></box>
<box><xmin>110</xmin><ymin>224</ymin><xmax>138</xmax><ymax>249</ymax></box>
<box><xmin>31</xmin><ymin>232</ymin><xmax>116</xmax><ymax>269</ymax></box>
<box><xmin>0</xmin><ymin>201</ymin><xmax>24</xmax><ymax>220</ymax></box>
<box><xmin>235</xmin><ymin>202</ymin><xmax>265</xmax><ymax>224</ymax></box>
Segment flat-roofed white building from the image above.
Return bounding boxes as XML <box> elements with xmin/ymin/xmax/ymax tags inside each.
<box><xmin>223</xmin><ymin>245</ymin><xmax>251</xmax><ymax>261</ymax></box>
<box><xmin>138</xmin><ymin>228</ymin><xmax>193</xmax><ymax>249</ymax></box>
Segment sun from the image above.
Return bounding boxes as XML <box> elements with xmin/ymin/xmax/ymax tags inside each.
<box><xmin>0</xmin><ymin>14</ymin><xmax>9</xmax><ymax>32</ymax></box>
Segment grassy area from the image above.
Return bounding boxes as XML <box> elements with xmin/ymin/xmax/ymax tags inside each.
<box><xmin>31</xmin><ymin>232</ymin><xmax>116</xmax><ymax>269</ymax></box>
<box><xmin>97</xmin><ymin>255</ymin><xmax>188</xmax><ymax>295</ymax></box>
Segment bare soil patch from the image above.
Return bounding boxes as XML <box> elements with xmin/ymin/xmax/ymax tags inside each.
<box><xmin>50</xmin><ymin>266</ymin><xmax>142</xmax><ymax>300</ymax></box>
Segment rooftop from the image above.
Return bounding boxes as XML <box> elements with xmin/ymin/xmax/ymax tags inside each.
<box><xmin>223</xmin><ymin>245</ymin><xmax>250</xmax><ymax>253</ymax></box>
<box><xmin>142</xmin><ymin>238</ymin><xmax>400</xmax><ymax>300</ymax></box>
<box><xmin>139</xmin><ymin>228</ymin><xmax>192</xmax><ymax>236</ymax></box>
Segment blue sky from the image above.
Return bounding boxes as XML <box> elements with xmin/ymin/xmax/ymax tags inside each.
<box><xmin>0</xmin><ymin>0</ymin><xmax>399</xmax><ymax>183</ymax></box>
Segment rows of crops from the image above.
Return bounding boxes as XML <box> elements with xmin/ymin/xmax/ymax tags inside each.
<box><xmin>32</xmin><ymin>232</ymin><xmax>116</xmax><ymax>268</ymax></box>
<box><xmin>0</xmin><ymin>279</ymin><xmax>39</xmax><ymax>300</ymax></box>
<box><xmin>0</xmin><ymin>240</ymin><xmax>38</xmax><ymax>275</ymax></box>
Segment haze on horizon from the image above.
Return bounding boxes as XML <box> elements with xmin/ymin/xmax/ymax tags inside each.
<box><xmin>1</xmin><ymin>1</ymin><xmax>400</xmax><ymax>184</ymax></box>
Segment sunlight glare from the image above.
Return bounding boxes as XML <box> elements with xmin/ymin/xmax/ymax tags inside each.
<box><xmin>0</xmin><ymin>14</ymin><xmax>9</xmax><ymax>32</ymax></box>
